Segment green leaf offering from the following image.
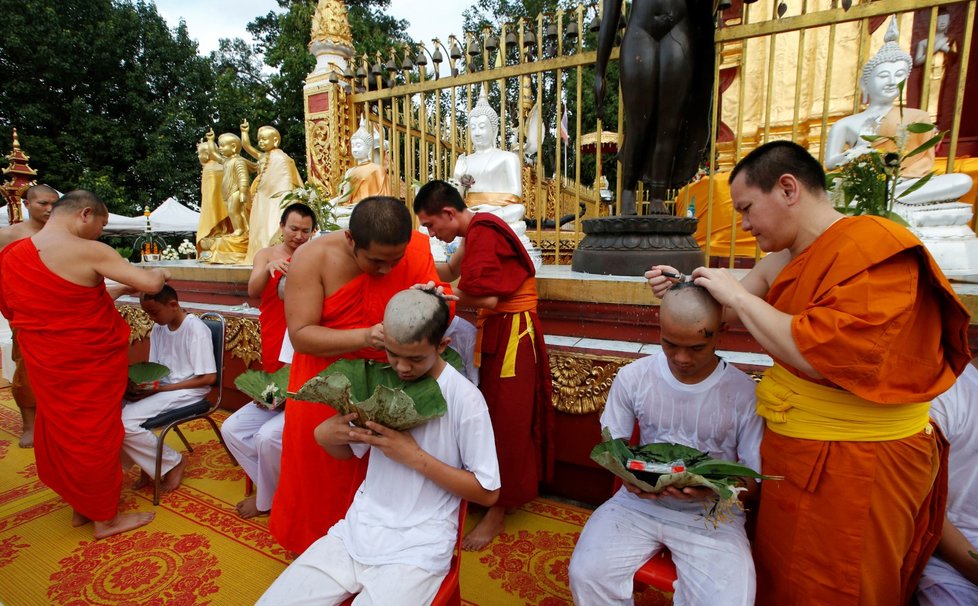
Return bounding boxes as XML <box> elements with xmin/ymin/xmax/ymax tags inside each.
<box><xmin>235</xmin><ymin>365</ymin><xmax>291</xmax><ymax>411</ymax></box>
<box><xmin>590</xmin><ymin>428</ymin><xmax>778</xmax><ymax>526</ymax></box>
<box><xmin>128</xmin><ymin>362</ymin><xmax>170</xmax><ymax>386</ymax></box>
<box><xmin>293</xmin><ymin>357</ymin><xmax>451</xmax><ymax>431</ymax></box>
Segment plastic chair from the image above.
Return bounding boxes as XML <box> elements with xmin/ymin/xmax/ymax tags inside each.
<box><xmin>633</xmin><ymin>549</ymin><xmax>678</xmax><ymax>594</ymax></box>
<box><xmin>139</xmin><ymin>312</ymin><xmax>234</xmax><ymax>505</ymax></box>
<box><xmin>340</xmin><ymin>501</ymin><xmax>467</xmax><ymax>606</ymax></box>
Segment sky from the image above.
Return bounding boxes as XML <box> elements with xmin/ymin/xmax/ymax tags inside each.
<box><xmin>155</xmin><ymin>0</ymin><xmax>467</xmax><ymax>56</ymax></box>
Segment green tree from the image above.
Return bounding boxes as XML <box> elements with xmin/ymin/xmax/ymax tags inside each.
<box><xmin>0</xmin><ymin>0</ymin><xmax>216</xmax><ymax>214</ymax></box>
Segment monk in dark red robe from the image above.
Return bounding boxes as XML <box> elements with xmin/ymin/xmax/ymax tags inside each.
<box><xmin>0</xmin><ymin>190</ymin><xmax>168</xmax><ymax>539</ymax></box>
<box><xmin>270</xmin><ymin>198</ymin><xmax>449</xmax><ymax>554</ymax></box>
<box><xmin>414</xmin><ymin>181</ymin><xmax>554</xmax><ymax>551</ymax></box>
<box><xmin>649</xmin><ymin>141</ymin><xmax>971</xmax><ymax>605</ymax></box>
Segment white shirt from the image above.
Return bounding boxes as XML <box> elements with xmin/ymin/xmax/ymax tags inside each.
<box><xmin>445</xmin><ymin>316</ymin><xmax>479</xmax><ymax>386</ymax></box>
<box><xmin>930</xmin><ymin>364</ymin><xmax>978</xmax><ymax>545</ymax></box>
<box><xmin>332</xmin><ymin>364</ymin><xmax>501</xmax><ymax>575</ymax></box>
<box><xmin>149</xmin><ymin>314</ymin><xmax>216</xmax><ymax>399</ymax></box>
<box><xmin>600</xmin><ymin>353</ymin><xmax>763</xmax><ymax>526</ymax></box>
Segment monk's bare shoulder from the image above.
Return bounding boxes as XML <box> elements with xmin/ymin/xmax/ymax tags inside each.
<box><xmin>0</xmin><ymin>223</ymin><xmax>30</xmax><ymax>251</ymax></box>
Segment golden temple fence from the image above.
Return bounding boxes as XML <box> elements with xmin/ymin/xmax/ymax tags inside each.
<box><xmin>312</xmin><ymin>0</ymin><xmax>975</xmax><ymax>267</ymax></box>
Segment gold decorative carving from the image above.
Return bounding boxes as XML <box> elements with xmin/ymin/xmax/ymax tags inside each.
<box><xmin>549</xmin><ymin>351</ymin><xmax>631</xmax><ymax>415</ymax></box>
<box><xmin>311</xmin><ymin>0</ymin><xmax>353</xmax><ymax>48</ymax></box>
<box><xmin>117</xmin><ymin>305</ymin><xmax>262</xmax><ymax>366</ymax></box>
<box><xmin>224</xmin><ymin>316</ymin><xmax>262</xmax><ymax>366</ymax></box>
<box><xmin>118</xmin><ymin>305</ymin><xmax>153</xmax><ymax>343</ymax></box>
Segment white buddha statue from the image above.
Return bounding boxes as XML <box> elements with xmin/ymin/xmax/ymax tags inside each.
<box><xmin>451</xmin><ymin>90</ymin><xmax>542</xmax><ymax>268</ymax></box>
<box><xmin>824</xmin><ymin>17</ymin><xmax>978</xmax><ymax>281</ymax></box>
<box><xmin>332</xmin><ymin>118</ymin><xmax>389</xmax><ymax>230</ymax></box>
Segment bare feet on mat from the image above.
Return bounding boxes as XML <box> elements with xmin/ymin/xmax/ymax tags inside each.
<box><xmin>235</xmin><ymin>495</ymin><xmax>268</xmax><ymax>519</ymax></box>
<box><xmin>161</xmin><ymin>456</ymin><xmax>187</xmax><ymax>494</ymax></box>
<box><xmin>132</xmin><ymin>470</ymin><xmax>153</xmax><ymax>490</ymax></box>
<box><xmin>71</xmin><ymin>509</ymin><xmax>91</xmax><ymax>527</ymax></box>
<box><xmin>18</xmin><ymin>427</ymin><xmax>33</xmax><ymax>448</ymax></box>
<box><xmin>462</xmin><ymin>505</ymin><xmax>505</xmax><ymax>551</ymax></box>
<box><xmin>93</xmin><ymin>511</ymin><xmax>155</xmax><ymax>539</ymax></box>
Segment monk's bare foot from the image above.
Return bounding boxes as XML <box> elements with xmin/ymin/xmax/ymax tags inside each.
<box><xmin>235</xmin><ymin>496</ymin><xmax>268</xmax><ymax>519</ymax></box>
<box><xmin>132</xmin><ymin>470</ymin><xmax>153</xmax><ymax>490</ymax></box>
<box><xmin>18</xmin><ymin>428</ymin><xmax>34</xmax><ymax>448</ymax></box>
<box><xmin>93</xmin><ymin>511</ymin><xmax>155</xmax><ymax>539</ymax></box>
<box><xmin>161</xmin><ymin>456</ymin><xmax>187</xmax><ymax>494</ymax></box>
<box><xmin>462</xmin><ymin>505</ymin><xmax>505</xmax><ymax>552</ymax></box>
<box><xmin>72</xmin><ymin>509</ymin><xmax>91</xmax><ymax>527</ymax></box>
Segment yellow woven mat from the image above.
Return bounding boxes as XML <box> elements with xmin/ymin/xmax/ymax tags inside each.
<box><xmin>0</xmin><ymin>389</ymin><xmax>670</xmax><ymax>605</ymax></box>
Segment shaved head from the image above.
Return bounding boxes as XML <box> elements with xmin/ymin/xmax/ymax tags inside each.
<box><xmin>660</xmin><ymin>282</ymin><xmax>722</xmax><ymax>337</ymax></box>
<box><xmin>52</xmin><ymin>190</ymin><xmax>108</xmax><ymax>216</ymax></box>
<box><xmin>25</xmin><ymin>184</ymin><xmax>59</xmax><ymax>201</ymax></box>
<box><xmin>383</xmin><ymin>288</ymin><xmax>450</xmax><ymax>346</ymax></box>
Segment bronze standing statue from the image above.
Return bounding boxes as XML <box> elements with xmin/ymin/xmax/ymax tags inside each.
<box><xmin>594</xmin><ymin>0</ymin><xmax>717</xmax><ymax>215</ymax></box>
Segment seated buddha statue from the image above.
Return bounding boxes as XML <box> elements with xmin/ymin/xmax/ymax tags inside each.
<box><xmin>451</xmin><ymin>89</ymin><xmax>542</xmax><ymax>268</ymax></box>
<box><xmin>824</xmin><ymin>17</ymin><xmax>973</xmax><ymax>234</ymax></box>
<box><xmin>332</xmin><ymin>118</ymin><xmax>389</xmax><ymax>230</ymax></box>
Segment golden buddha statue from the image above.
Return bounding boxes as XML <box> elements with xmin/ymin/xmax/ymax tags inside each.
<box><xmin>195</xmin><ymin>129</ymin><xmax>231</xmax><ymax>253</ymax></box>
<box><xmin>241</xmin><ymin>120</ymin><xmax>302</xmax><ymax>264</ymax></box>
<box><xmin>201</xmin><ymin>131</ymin><xmax>256</xmax><ymax>264</ymax></box>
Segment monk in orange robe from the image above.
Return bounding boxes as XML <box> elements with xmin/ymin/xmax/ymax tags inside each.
<box><xmin>414</xmin><ymin>180</ymin><xmax>554</xmax><ymax>551</ymax></box>
<box><xmin>648</xmin><ymin>141</ymin><xmax>971</xmax><ymax>605</ymax></box>
<box><xmin>270</xmin><ymin>196</ymin><xmax>450</xmax><ymax>554</ymax></box>
<box><xmin>0</xmin><ymin>191</ymin><xmax>169</xmax><ymax>539</ymax></box>
<box><xmin>0</xmin><ymin>184</ymin><xmax>58</xmax><ymax>448</ymax></box>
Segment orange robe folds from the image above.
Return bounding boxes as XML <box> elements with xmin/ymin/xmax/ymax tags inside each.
<box><xmin>269</xmin><ymin>232</ymin><xmax>447</xmax><ymax>554</ymax></box>
<box><xmin>460</xmin><ymin>213</ymin><xmax>554</xmax><ymax>508</ymax></box>
<box><xmin>0</xmin><ymin>240</ymin><xmax>130</xmax><ymax>521</ymax></box>
<box><xmin>754</xmin><ymin>216</ymin><xmax>971</xmax><ymax>606</ymax></box>
<box><xmin>259</xmin><ymin>268</ymin><xmax>287</xmax><ymax>372</ymax></box>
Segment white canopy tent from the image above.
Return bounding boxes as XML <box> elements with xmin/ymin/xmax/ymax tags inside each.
<box><xmin>102</xmin><ymin>197</ymin><xmax>200</xmax><ymax>235</ymax></box>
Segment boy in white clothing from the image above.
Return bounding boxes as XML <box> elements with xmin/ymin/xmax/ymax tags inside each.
<box><xmin>257</xmin><ymin>288</ymin><xmax>501</xmax><ymax>606</ymax></box>
<box><xmin>916</xmin><ymin>360</ymin><xmax>978</xmax><ymax>606</ymax></box>
<box><xmin>569</xmin><ymin>282</ymin><xmax>763</xmax><ymax>606</ymax></box>
<box><xmin>122</xmin><ymin>285</ymin><xmax>217</xmax><ymax>493</ymax></box>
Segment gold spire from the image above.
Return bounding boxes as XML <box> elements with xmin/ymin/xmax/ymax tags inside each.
<box><xmin>311</xmin><ymin>0</ymin><xmax>353</xmax><ymax>49</ymax></box>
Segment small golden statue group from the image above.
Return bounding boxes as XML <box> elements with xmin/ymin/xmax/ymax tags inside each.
<box><xmin>195</xmin><ymin>121</ymin><xmax>301</xmax><ymax>265</ymax></box>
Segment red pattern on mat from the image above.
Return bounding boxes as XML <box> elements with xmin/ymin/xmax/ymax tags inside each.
<box><xmin>479</xmin><ymin>529</ymin><xmax>580</xmax><ymax>604</ymax></box>
<box><xmin>47</xmin><ymin>531</ymin><xmax>220</xmax><ymax>605</ymax></box>
<box><xmin>0</xmin><ymin>534</ymin><xmax>29</xmax><ymax>568</ymax></box>
<box><xmin>180</xmin><ymin>442</ymin><xmax>244</xmax><ymax>482</ymax></box>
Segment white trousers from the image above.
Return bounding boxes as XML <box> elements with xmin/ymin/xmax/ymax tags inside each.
<box><xmin>121</xmin><ymin>389</ymin><xmax>204</xmax><ymax>475</ymax></box>
<box><xmin>568</xmin><ymin>494</ymin><xmax>756</xmax><ymax>606</ymax></box>
<box><xmin>916</xmin><ymin>555</ymin><xmax>978</xmax><ymax>606</ymax></box>
<box><xmin>221</xmin><ymin>403</ymin><xmax>283</xmax><ymax>511</ymax></box>
<box><xmin>256</xmin><ymin>533</ymin><xmax>444</xmax><ymax>606</ymax></box>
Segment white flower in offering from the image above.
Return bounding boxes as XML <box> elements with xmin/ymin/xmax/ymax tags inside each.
<box><xmin>161</xmin><ymin>246</ymin><xmax>179</xmax><ymax>261</ymax></box>
<box><xmin>178</xmin><ymin>239</ymin><xmax>196</xmax><ymax>256</ymax></box>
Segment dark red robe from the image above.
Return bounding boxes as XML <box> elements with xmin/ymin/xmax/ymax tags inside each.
<box><xmin>459</xmin><ymin>213</ymin><xmax>554</xmax><ymax>508</ymax></box>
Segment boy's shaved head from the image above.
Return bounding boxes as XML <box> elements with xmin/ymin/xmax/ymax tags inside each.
<box><xmin>660</xmin><ymin>282</ymin><xmax>722</xmax><ymax>336</ymax></box>
<box><xmin>383</xmin><ymin>288</ymin><xmax>450</xmax><ymax>346</ymax></box>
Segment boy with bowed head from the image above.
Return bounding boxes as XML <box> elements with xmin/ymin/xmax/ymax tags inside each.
<box><xmin>257</xmin><ymin>288</ymin><xmax>500</xmax><ymax>605</ymax></box>
<box><xmin>270</xmin><ymin>196</ymin><xmax>450</xmax><ymax>554</ymax></box>
<box><xmin>569</xmin><ymin>282</ymin><xmax>762</xmax><ymax>606</ymax></box>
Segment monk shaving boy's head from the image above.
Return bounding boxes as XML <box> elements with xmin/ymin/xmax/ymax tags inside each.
<box><xmin>382</xmin><ymin>288</ymin><xmax>451</xmax><ymax>382</ymax></box>
<box><xmin>140</xmin><ymin>285</ymin><xmax>185</xmax><ymax>329</ymax></box>
<box><xmin>412</xmin><ymin>180</ymin><xmax>469</xmax><ymax>244</ymax></box>
<box><xmin>659</xmin><ymin>282</ymin><xmax>724</xmax><ymax>384</ymax></box>
<box><xmin>347</xmin><ymin>197</ymin><xmax>413</xmax><ymax>276</ymax></box>
<box><xmin>729</xmin><ymin>140</ymin><xmax>827</xmax><ymax>195</ymax></box>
